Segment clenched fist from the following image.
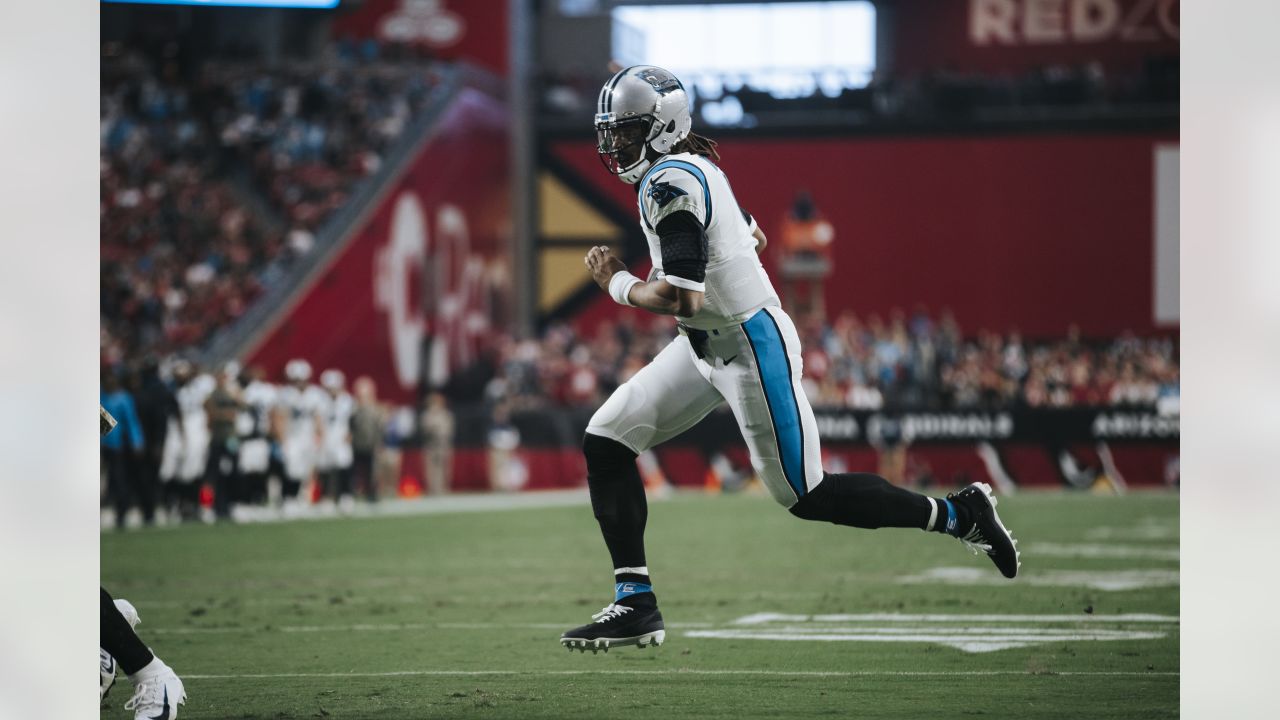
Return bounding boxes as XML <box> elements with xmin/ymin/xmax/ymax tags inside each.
<box><xmin>584</xmin><ymin>245</ymin><xmax>628</xmax><ymax>291</ymax></box>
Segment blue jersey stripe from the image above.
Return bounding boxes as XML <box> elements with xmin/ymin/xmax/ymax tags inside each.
<box><xmin>639</xmin><ymin>159</ymin><xmax>712</xmax><ymax>230</ymax></box>
<box><xmin>741</xmin><ymin>310</ymin><xmax>806</xmax><ymax>500</ymax></box>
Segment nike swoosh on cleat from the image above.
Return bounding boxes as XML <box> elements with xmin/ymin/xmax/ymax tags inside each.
<box><xmin>149</xmin><ymin>688</ymin><xmax>169</xmax><ymax>720</ymax></box>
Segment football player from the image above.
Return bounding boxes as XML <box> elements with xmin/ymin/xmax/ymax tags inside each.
<box><xmin>562</xmin><ymin>66</ymin><xmax>1020</xmax><ymax>653</ymax></box>
<box><xmin>160</xmin><ymin>360</ymin><xmax>214</xmax><ymax>522</ymax></box>
<box><xmin>236</xmin><ymin>365</ymin><xmax>281</xmax><ymax>513</ymax></box>
<box><xmin>277</xmin><ymin>359</ymin><xmax>327</xmax><ymax>516</ymax></box>
<box><xmin>317</xmin><ymin>368</ymin><xmax>356</xmax><ymax>512</ymax></box>
<box><xmin>101</xmin><ymin>405</ymin><xmax>186</xmax><ymax>718</ymax></box>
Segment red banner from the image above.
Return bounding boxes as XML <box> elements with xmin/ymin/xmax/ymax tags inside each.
<box><xmin>552</xmin><ymin>133</ymin><xmax>1177</xmax><ymax>339</ymax></box>
<box><xmin>332</xmin><ymin>0</ymin><xmax>508</xmax><ymax>75</ymax></box>
<box><xmin>893</xmin><ymin>0</ymin><xmax>1179</xmax><ymax>75</ymax></box>
<box><xmin>246</xmin><ymin>87</ymin><xmax>512</xmax><ymax>404</ymax></box>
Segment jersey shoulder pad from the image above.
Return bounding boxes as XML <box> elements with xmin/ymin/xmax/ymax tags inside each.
<box><xmin>640</xmin><ymin>158</ymin><xmax>712</xmax><ymax>230</ymax></box>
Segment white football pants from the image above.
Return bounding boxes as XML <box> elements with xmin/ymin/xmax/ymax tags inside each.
<box><xmin>586</xmin><ymin>306</ymin><xmax>824</xmax><ymax>507</ymax></box>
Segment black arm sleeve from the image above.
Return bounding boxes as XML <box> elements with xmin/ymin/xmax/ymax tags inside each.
<box><xmin>656</xmin><ymin>210</ymin><xmax>708</xmax><ymax>285</ymax></box>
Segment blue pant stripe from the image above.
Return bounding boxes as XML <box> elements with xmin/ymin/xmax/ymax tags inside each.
<box><xmin>742</xmin><ymin>310</ymin><xmax>806</xmax><ymax>499</ymax></box>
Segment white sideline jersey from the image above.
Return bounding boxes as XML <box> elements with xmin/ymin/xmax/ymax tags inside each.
<box><xmin>278</xmin><ymin>384</ymin><xmax>328</xmax><ymax>437</ymax></box>
<box><xmin>318</xmin><ymin>391</ymin><xmax>355</xmax><ymax>470</ymax></box>
<box><xmin>161</xmin><ymin>373</ymin><xmax>215</xmax><ymax>482</ymax></box>
<box><xmin>636</xmin><ymin>152</ymin><xmax>780</xmax><ymax>330</ymax></box>
<box><xmin>278</xmin><ymin>383</ymin><xmax>328</xmax><ymax>480</ymax></box>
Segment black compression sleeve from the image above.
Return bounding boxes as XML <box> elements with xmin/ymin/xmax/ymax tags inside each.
<box><xmin>656</xmin><ymin>210</ymin><xmax>708</xmax><ymax>284</ymax></box>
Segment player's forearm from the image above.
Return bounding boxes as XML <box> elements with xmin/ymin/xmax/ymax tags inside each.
<box><xmin>625</xmin><ymin>281</ymin><xmax>681</xmax><ymax>316</ymax></box>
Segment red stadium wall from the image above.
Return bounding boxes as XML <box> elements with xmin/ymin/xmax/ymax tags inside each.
<box><xmin>244</xmin><ymin>88</ymin><xmax>512</xmax><ymax>404</ymax></box>
<box><xmin>551</xmin><ymin>133</ymin><xmax>1178</xmax><ymax>339</ymax></box>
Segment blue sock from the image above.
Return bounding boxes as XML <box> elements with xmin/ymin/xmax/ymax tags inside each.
<box><xmin>930</xmin><ymin>498</ymin><xmax>960</xmax><ymax>536</ymax></box>
<box><xmin>614</xmin><ymin>582</ymin><xmax>654</xmax><ymax>605</ymax></box>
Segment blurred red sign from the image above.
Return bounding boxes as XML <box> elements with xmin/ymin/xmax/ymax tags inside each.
<box><xmin>894</xmin><ymin>0</ymin><xmax>1178</xmax><ymax>75</ymax></box>
<box><xmin>245</xmin><ymin>87</ymin><xmax>513</xmax><ymax>403</ymax></box>
<box><xmin>332</xmin><ymin>0</ymin><xmax>507</xmax><ymax>75</ymax></box>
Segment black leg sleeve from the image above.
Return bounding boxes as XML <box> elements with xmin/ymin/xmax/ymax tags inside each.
<box><xmin>789</xmin><ymin>472</ymin><xmax>932</xmax><ymax>530</ymax></box>
<box><xmin>101</xmin><ymin>587</ymin><xmax>153</xmax><ymax>675</ymax></box>
<box><xmin>584</xmin><ymin>433</ymin><xmax>648</xmax><ymax>570</ymax></box>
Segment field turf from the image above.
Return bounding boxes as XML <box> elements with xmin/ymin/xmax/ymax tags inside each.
<box><xmin>101</xmin><ymin>489</ymin><xmax>1179</xmax><ymax>719</ymax></box>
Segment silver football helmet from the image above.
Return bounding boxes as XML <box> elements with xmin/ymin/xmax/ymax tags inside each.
<box><xmin>285</xmin><ymin>358</ymin><xmax>312</xmax><ymax>383</ymax></box>
<box><xmin>595</xmin><ymin>65</ymin><xmax>692</xmax><ymax>184</ymax></box>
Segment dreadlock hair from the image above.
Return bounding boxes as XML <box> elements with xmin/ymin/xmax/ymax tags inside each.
<box><xmin>671</xmin><ymin>131</ymin><xmax>720</xmax><ymax>163</ymax></box>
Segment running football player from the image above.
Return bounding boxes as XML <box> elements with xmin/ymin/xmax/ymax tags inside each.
<box><xmin>561</xmin><ymin>66</ymin><xmax>1020</xmax><ymax>653</ymax></box>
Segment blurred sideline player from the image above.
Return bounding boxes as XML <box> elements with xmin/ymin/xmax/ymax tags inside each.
<box><xmin>562</xmin><ymin>66</ymin><xmax>1019</xmax><ymax>652</ymax></box>
<box><xmin>278</xmin><ymin>359</ymin><xmax>327</xmax><ymax>515</ymax></box>
<box><xmin>204</xmin><ymin>362</ymin><xmax>244</xmax><ymax>521</ymax></box>
<box><xmin>101</xmin><ymin>405</ymin><xmax>187</xmax><ymax>718</ymax></box>
<box><xmin>160</xmin><ymin>360</ymin><xmax>214</xmax><ymax>521</ymax></box>
<box><xmin>317</xmin><ymin>368</ymin><xmax>356</xmax><ymax>512</ymax></box>
<box><xmin>237</xmin><ymin>365</ymin><xmax>281</xmax><ymax>513</ymax></box>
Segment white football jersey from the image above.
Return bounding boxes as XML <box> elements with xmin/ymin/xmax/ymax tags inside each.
<box><xmin>278</xmin><ymin>383</ymin><xmax>328</xmax><ymax>438</ymax></box>
<box><xmin>323</xmin><ymin>392</ymin><xmax>354</xmax><ymax>443</ymax></box>
<box><xmin>319</xmin><ymin>391</ymin><xmax>355</xmax><ymax>469</ymax></box>
<box><xmin>636</xmin><ymin>152</ymin><xmax>780</xmax><ymax>330</ymax></box>
<box><xmin>238</xmin><ymin>380</ymin><xmax>278</xmax><ymax>437</ymax></box>
<box><xmin>176</xmin><ymin>374</ymin><xmax>215</xmax><ymax>426</ymax></box>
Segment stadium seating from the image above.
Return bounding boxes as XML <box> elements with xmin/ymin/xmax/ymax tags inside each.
<box><xmin>100</xmin><ymin>45</ymin><xmax>444</xmax><ymax>366</ymax></box>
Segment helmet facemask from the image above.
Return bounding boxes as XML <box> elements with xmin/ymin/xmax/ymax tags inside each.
<box><xmin>595</xmin><ymin>114</ymin><xmax>659</xmax><ymax>183</ymax></box>
<box><xmin>595</xmin><ymin>66</ymin><xmax>692</xmax><ymax>184</ymax></box>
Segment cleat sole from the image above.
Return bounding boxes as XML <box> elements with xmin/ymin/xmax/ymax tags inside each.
<box><xmin>559</xmin><ymin>628</ymin><xmax>665</xmax><ymax>652</ymax></box>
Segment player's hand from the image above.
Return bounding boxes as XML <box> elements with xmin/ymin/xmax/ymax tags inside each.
<box><xmin>585</xmin><ymin>245</ymin><xmax>627</xmax><ymax>291</ymax></box>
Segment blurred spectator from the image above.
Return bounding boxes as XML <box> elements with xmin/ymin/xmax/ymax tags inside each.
<box><xmin>778</xmin><ymin>190</ymin><xmax>834</xmax><ymax>321</ymax></box>
<box><xmin>101</xmin><ymin>369</ymin><xmax>146</xmax><ymax>530</ymax></box>
<box><xmin>204</xmin><ymin>363</ymin><xmax>244</xmax><ymax>521</ymax></box>
<box><xmin>487</xmin><ymin>402</ymin><xmax>524</xmax><ymax>492</ymax></box>
<box><xmin>421</xmin><ymin>391</ymin><xmax>455</xmax><ymax>496</ymax></box>
<box><xmin>868</xmin><ymin>413</ymin><xmax>907</xmax><ymax>487</ymax></box>
<box><xmin>100</xmin><ymin>44</ymin><xmax>443</xmax><ymax>371</ymax></box>
<box><xmin>351</xmin><ymin>376</ymin><xmax>386</xmax><ymax>502</ymax></box>
<box><xmin>131</xmin><ymin>359</ymin><xmax>178</xmax><ymax>526</ymax></box>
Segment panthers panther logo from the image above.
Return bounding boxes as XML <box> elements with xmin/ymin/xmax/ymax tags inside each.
<box><xmin>646</xmin><ymin>175</ymin><xmax>688</xmax><ymax>209</ymax></box>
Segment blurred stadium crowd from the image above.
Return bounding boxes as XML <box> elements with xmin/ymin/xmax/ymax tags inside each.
<box><xmin>100</xmin><ymin>43</ymin><xmax>444</xmax><ymax>366</ymax></box>
<box><xmin>477</xmin><ymin>309</ymin><xmax>1179</xmax><ymax>413</ymax></box>
<box><xmin>100</xmin><ymin>306</ymin><xmax>1178</xmax><ymax>527</ymax></box>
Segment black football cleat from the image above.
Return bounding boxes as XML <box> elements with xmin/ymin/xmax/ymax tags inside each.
<box><xmin>560</xmin><ymin>601</ymin><xmax>666</xmax><ymax>653</ymax></box>
<box><xmin>948</xmin><ymin>482</ymin><xmax>1021</xmax><ymax>579</ymax></box>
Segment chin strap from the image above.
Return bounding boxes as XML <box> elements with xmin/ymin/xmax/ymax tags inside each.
<box><xmin>620</xmin><ymin>156</ymin><xmax>654</xmax><ymax>184</ymax></box>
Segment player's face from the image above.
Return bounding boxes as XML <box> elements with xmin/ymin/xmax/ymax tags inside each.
<box><xmin>597</xmin><ymin>118</ymin><xmax>650</xmax><ymax>174</ymax></box>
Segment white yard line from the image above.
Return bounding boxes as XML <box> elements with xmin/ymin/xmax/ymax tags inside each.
<box><xmin>1024</xmin><ymin>542</ymin><xmax>1179</xmax><ymax>561</ymax></box>
<box><xmin>731</xmin><ymin>613</ymin><xmax>1178</xmax><ymax>625</ymax></box>
<box><xmin>899</xmin><ymin>567</ymin><xmax>1180</xmax><ymax>591</ymax></box>
<box><xmin>182</xmin><ymin>669</ymin><xmax>1179</xmax><ymax>680</ymax></box>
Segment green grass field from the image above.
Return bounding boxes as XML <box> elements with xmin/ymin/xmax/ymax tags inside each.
<box><xmin>102</xmin><ymin>490</ymin><xmax>1179</xmax><ymax>719</ymax></box>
